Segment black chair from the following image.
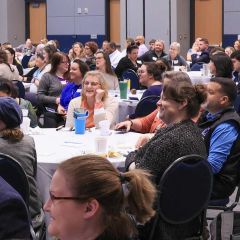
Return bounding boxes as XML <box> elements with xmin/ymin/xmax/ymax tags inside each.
<box><xmin>0</xmin><ymin>153</ymin><xmax>46</xmax><ymax>240</ymax></box>
<box><xmin>208</xmin><ymin>180</ymin><xmax>240</xmax><ymax>214</ymax></box>
<box><xmin>0</xmin><ymin>176</ymin><xmax>32</xmax><ymax>239</ymax></box>
<box><xmin>12</xmin><ymin>79</ymin><xmax>26</xmax><ymax>99</ymax></box>
<box><xmin>122</xmin><ymin>69</ymin><xmax>140</xmax><ymax>90</ymax></box>
<box><xmin>190</xmin><ymin>62</ymin><xmax>205</xmax><ymax>71</ymax></box>
<box><xmin>129</xmin><ymin>95</ymin><xmax>160</xmax><ymax>119</ymax></box>
<box><xmin>21</xmin><ymin>55</ymin><xmax>32</xmax><ymax>69</ymax></box>
<box><xmin>149</xmin><ymin>154</ymin><xmax>213</xmax><ymax>240</ymax></box>
<box><xmin>0</xmin><ymin>153</ymin><xmax>30</xmax><ymax>206</ymax></box>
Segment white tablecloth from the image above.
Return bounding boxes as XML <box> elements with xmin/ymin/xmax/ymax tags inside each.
<box><xmin>33</xmin><ymin>128</ymin><xmax>140</xmax><ymax>203</ymax></box>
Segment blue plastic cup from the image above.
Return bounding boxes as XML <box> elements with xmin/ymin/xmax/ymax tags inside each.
<box><xmin>74</xmin><ymin>108</ymin><xmax>88</xmax><ymax>135</ymax></box>
<box><xmin>74</xmin><ymin>116</ymin><xmax>87</xmax><ymax>134</ymax></box>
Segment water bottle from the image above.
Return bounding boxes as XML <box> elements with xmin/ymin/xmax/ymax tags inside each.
<box><xmin>20</xmin><ymin>109</ymin><xmax>31</xmax><ymax>134</ymax></box>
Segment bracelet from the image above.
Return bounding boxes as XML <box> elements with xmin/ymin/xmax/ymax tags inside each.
<box><xmin>129</xmin><ymin>119</ymin><xmax>133</xmax><ymax>128</ymax></box>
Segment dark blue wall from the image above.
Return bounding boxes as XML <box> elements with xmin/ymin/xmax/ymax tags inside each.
<box><xmin>47</xmin><ymin>35</ymin><xmax>107</xmax><ymax>53</ymax></box>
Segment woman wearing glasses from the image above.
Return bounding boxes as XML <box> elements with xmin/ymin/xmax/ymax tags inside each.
<box><xmin>37</xmin><ymin>52</ymin><xmax>70</xmax><ymax>128</ymax></box>
<box><xmin>95</xmin><ymin>51</ymin><xmax>119</xmax><ymax>90</ymax></box>
<box><xmin>129</xmin><ymin>62</ymin><xmax>165</xmax><ymax>119</ymax></box>
<box><xmin>65</xmin><ymin>71</ymin><xmax>118</xmax><ymax>128</ymax></box>
<box><xmin>44</xmin><ymin>154</ymin><xmax>156</xmax><ymax>240</ymax></box>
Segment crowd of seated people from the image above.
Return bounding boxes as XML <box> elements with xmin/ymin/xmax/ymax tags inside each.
<box><xmin>1</xmin><ymin>35</ymin><xmax>240</xmax><ymax>239</ymax></box>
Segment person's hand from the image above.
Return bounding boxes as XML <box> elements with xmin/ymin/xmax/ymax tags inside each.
<box><xmin>115</xmin><ymin>120</ymin><xmax>132</xmax><ymax>132</ymax></box>
<box><xmin>55</xmin><ymin>97</ymin><xmax>60</xmax><ymax>105</ymax></box>
<box><xmin>135</xmin><ymin>133</ymin><xmax>154</xmax><ymax>149</ymax></box>
<box><xmin>95</xmin><ymin>89</ymin><xmax>105</xmax><ymax>103</ymax></box>
<box><xmin>57</xmin><ymin>104</ymin><xmax>66</xmax><ymax>115</ymax></box>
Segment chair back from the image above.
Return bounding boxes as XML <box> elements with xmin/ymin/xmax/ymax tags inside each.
<box><xmin>12</xmin><ymin>80</ymin><xmax>26</xmax><ymax>99</ymax></box>
<box><xmin>122</xmin><ymin>69</ymin><xmax>139</xmax><ymax>89</ymax></box>
<box><xmin>158</xmin><ymin>154</ymin><xmax>213</xmax><ymax>224</ymax></box>
<box><xmin>21</xmin><ymin>55</ymin><xmax>32</xmax><ymax>69</ymax></box>
<box><xmin>190</xmin><ymin>62</ymin><xmax>205</xmax><ymax>71</ymax></box>
<box><xmin>131</xmin><ymin>95</ymin><xmax>160</xmax><ymax>119</ymax></box>
<box><xmin>0</xmin><ymin>153</ymin><xmax>30</xmax><ymax>207</ymax></box>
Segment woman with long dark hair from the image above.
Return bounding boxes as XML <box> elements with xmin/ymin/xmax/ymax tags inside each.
<box><xmin>209</xmin><ymin>52</ymin><xmax>233</xmax><ymax>78</ymax></box>
<box><xmin>57</xmin><ymin>59</ymin><xmax>89</xmax><ymax>114</ymax></box>
<box><xmin>95</xmin><ymin>50</ymin><xmax>119</xmax><ymax>90</ymax></box>
<box><xmin>37</xmin><ymin>52</ymin><xmax>70</xmax><ymax>127</ymax></box>
<box><xmin>5</xmin><ymin>48</ymin><xmax>23</xmax><ymax>76</ymax></box>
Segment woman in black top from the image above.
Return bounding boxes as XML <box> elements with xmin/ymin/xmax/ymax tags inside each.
<box><xmin>115</xmin><ymin>44</ymin><xmax>142</xmax><ymax>79</ymax></box>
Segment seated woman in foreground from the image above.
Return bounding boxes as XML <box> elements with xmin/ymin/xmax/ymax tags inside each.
<box><xmin>0</xmin><ymin>97</ymin><xmax>42</xmax><ymax>225</ymax></box>
<box><xmin>44</xmin><ymin>155</ymin><xmax>156</xmax><ymax>240</ymax></box>
<box><xmin>65</xmin><ymin>71</ymin><xmax>118</xmax><ymax>128</ymax></box>
<box><xmin>126</xmin><ymin>71</ymin><xmax>207</xmax><ymax>240</ymax></box>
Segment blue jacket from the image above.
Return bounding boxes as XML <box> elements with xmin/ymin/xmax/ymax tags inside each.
<box><xmin>60</xmin><ymin>83</ymin><xmax>81</xmax><ymax>110</ymax></box>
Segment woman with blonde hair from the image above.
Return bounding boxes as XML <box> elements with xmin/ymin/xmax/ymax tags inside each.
<box><xmin>65</xmin><ymin>70</ymin><xmax>118</xmax><ymax>128</ymax></box>
<box><xmin>44</xmin><ymin>154</ymin><xmax>156</xmax><ymax>240</ymax></box>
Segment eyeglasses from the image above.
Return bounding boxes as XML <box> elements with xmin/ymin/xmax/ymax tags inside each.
<box><xmin>61</xmin><ymin>61</ymin><xmax>69</xmax><ymax>65</ymax></box>
<box><xmin>49</xmin><ymin>192</ymin><xmax>82</xmax><ymax>203</ymax></box>
<box><xmin>84</xmin><ymin>81</ymin><xmax>100</xmax><ymax>87</ymax></box>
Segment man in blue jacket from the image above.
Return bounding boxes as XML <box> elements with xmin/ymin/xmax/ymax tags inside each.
<box><xmin>198</xmin><ymin>77</ymin><xmax>240</xmax><ymax>201</ymax></box>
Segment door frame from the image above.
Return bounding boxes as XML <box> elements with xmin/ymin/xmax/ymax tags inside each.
<box><xmin>190</xmin><ymin>0</ymin><xmax>224</xmax><ymax>46</ymax></box>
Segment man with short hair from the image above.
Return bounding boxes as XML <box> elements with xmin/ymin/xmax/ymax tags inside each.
<box><xmin>135</xmin><ymin>35</ymin><xmax>148</xmax><ymax>57</ymax></box>
<box><xmin>191</xmin><ymin>38</ymin><xmax>210</xmax><ymax>70</ymax></box>
<box><xmin>106</xmin><ymin>42</ymin><xmax>122</xmax><ymax>69</ymax></box>
<box><xmin>140</xmin><ymin>40</ymin><xmax>167</xmax><ymax>62</ymax></box>
<box><xmin>15</xmin><ymin>38</ymin><xmax>35</xmax><ymax>55</ymax></box>
<box><xmin>148</xmin><ymin>39</ymin><xmax>156</xmax><ymax>51</ymax></box>
<box><xmin>198</xmin><ymin>77</ymin><xmax>240</xmax><ymax>200</ymax></box>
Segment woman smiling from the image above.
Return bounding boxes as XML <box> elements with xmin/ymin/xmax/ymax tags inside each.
<box><xmin>65</xmin><ymin>71</ymin><xmax>118</xmax><ymax>128</ymax></box>
<box><xmin>126</xmin><ymin>71</ymin><xmax>207</xmax><ymax>239</ymax></box>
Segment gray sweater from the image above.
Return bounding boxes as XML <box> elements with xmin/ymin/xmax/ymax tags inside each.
<box><xmin>37</xmin><ymin>72</ymin><xmax>63</xmax><ymax>109</ymax></box>
<box><xmin>0</xmin><ymin>135</ymin><xmax>42</xmax><ymax>219</ymax></box>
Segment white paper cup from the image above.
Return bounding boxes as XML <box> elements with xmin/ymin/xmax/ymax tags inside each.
<box><xmin>99</xmin><ymin>120</ymin><xmax>110</xmax><ymax>136</ymax></box>
<box><xmin>20</xmin><ymin>117</ymin><xmax>31</xmax><ymax>134</ymax></box>
<box><xmin>22</xmin><ymin>109</ymin><xmax>29</xmax><ymax>117</ymax></box>
<box><xmin>94</xmin><ymin>136</ymin><xmax>108</xmax><ymax>155</ymax></box>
